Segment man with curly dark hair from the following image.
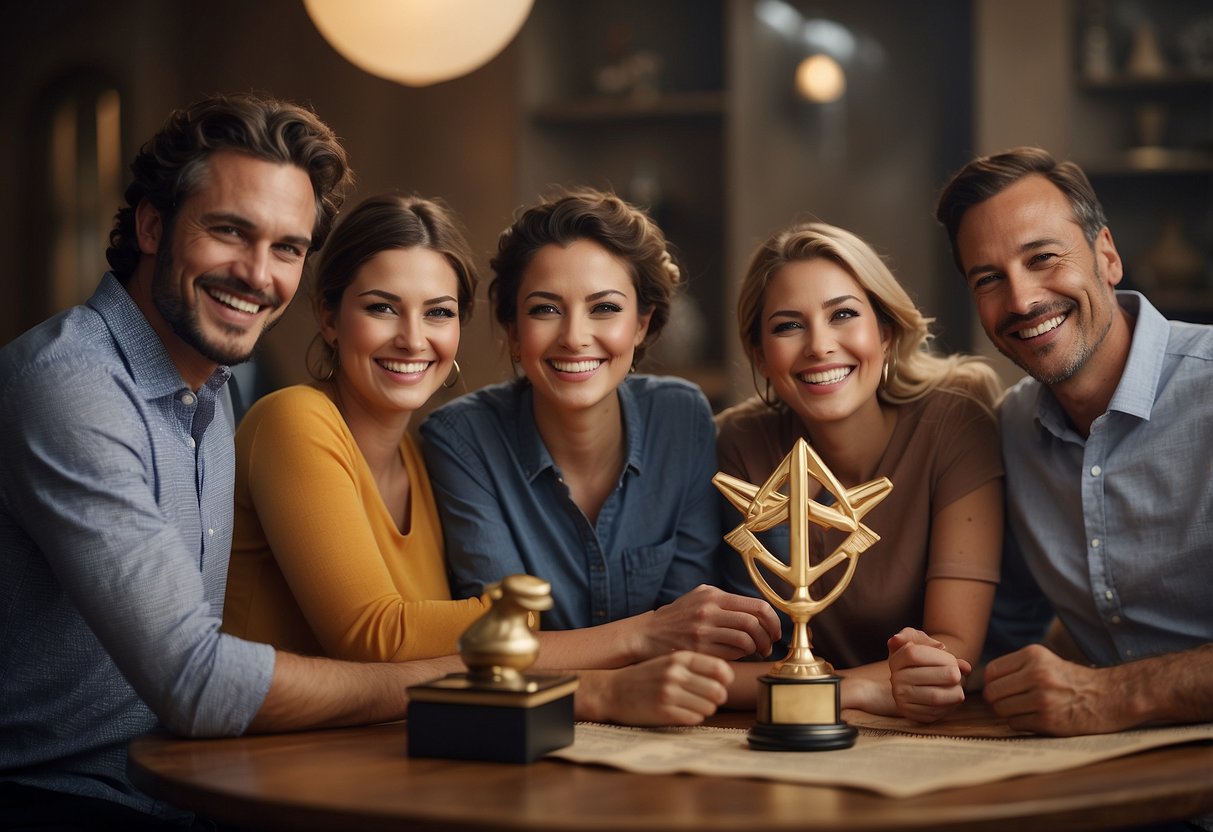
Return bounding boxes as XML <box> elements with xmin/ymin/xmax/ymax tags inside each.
<box><xmin>0</xmin><ymin>94</ymin><xmax>463</xmax><ymax>830</ymax></box>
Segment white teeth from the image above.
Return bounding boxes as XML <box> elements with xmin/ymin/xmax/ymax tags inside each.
<box><xmin>551</xmin><ymin>359</ymin><xmax>602</xmax><ymax>373</ymax></box>
<box><xmin>1018</xmin><ymin>315</ymin><xmax>1065</xmax><ymax>339</ymax></box>
<box><xmin>209</xmin><ymin>289</ymin><xmax>261</xmax><ymax>314</ymax></box>
<box><xmin>379</xmin><ymin>359</ymin><xmax>430</xmax><ymax>374</ymax></box>
<box><xmin>799</xmin><ymin>367</ymin><xmax>852</xmax><ymax>385</ymax></box>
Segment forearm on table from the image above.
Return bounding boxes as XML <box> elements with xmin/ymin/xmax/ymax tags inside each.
<box><xmin>571</xmin><ymin>669</ymin><xmax>615</xmax><ymax>722</ymax></box>
<box><xmin>836</xmin><ymin>661</ymin><xmax>897</xmax><ymax>715</ymax></box>
<box><xmin>1105</xmin><ymin>643</ymin><xmax>1213</xmax><ymax>727</ymax></box>
<box><xmin>532</xmin><ymin>616</ymin><xmax>647</xmax><ymax>670</ymax></box>
<box><xmin>247</xmin><ymin>651</ymin><xmax>462</xmax><ymax>733</ymax></box>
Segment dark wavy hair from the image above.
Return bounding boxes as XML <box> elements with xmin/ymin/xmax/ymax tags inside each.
<box><xmin>105</xmin><ymin>92</ymin><xmax>352</xmax><ymax>282</ymax></box>
<box><xmin>935</xmin><ymin>146</ymin><xmax>1107</xmax><ymax>274</ymax></box>
<box><xmin>488</xmin><ymin>187</ymin><xmax>681</xmax><ymax>366</ymax></box>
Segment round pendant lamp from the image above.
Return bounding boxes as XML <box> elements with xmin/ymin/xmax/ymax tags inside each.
<box><xmin>304</xmin><ymin>0</ymin><xmax>534</xmax><ymax>87</ymax></box>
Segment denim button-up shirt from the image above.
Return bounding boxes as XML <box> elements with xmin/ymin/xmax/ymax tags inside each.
<box><xmin>421</xmin><ymin>375</ymin><xmax>721</xmax><ymax>630</ymax></box>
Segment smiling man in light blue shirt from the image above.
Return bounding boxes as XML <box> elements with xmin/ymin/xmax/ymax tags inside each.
<box><xmin>936</xmin><ymin>147</ymin><xmax>1213</xmax><ymax>746</ymax></box>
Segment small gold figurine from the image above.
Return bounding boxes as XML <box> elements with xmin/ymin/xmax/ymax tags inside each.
<box><xmin>407</xmin><ymin>574</ymin><xmax>578</xmax><ymax>763</ymax></box>
<box><xmin>460</xmin><ymin>574</ymin><xmax>551</xmax><ymax>689</ymax></box>
<box><xmin>714</xmin><ymin>438</ymin><xmax>892</xmax><ymax>750</ymax></box>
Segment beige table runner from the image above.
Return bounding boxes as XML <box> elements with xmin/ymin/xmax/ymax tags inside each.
<box><xmin>551</xmin><ymin>717</ymin><xmax>1213</xmax><ymax>797</ymax></box>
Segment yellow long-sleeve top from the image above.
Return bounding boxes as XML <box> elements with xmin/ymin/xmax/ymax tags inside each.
<box><xmin>222</xmin><ymin>384</ymin><xmax>487</xmax><ymax>661</ymax></box>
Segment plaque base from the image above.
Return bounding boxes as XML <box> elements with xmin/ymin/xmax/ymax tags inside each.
<box><xmin>407</xmin><ymin>673</ymin><xmax>578</xmax><ymax>764</ymax></box>
<box><xmin>749</xmin><ymin>674</ymin><xmax>856</xmax><ymax>751</ymax></box>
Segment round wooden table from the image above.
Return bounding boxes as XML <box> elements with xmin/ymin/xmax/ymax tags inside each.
<box><xmin>128</xmin><ymin>710</ymin><xmax>1213</xmax><ymax>831</ymax></box>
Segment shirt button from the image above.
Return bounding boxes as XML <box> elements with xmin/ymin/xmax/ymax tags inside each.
<box><xmin>1111</xmin><ymin>615</ymin><xmax>1122</xmax><ymax>624</ymax></box>
<box><xmin>1104</xmin><ymin>590</ymin><xmax>1114</xmax><ymax>601</ymax></box>
<box><xmin>187</xmin><ymin>437</ymin><xmax>196</xmax><ymax>449</ymax></box>
<box><xmin>1125</xmin><ymin>649</ymin><xmax>1135</xmax><ymax>658</ymax></box>
<box><xmin>594</xmin><ymin>609</ymin><xmax>606</xmax><ymax>619</ymax></box>
<box><xmin>1090</xmin><ymin>465</ymin><xmax>1101</xmax><ymax>477</ymax></box>
<box><xmin>180</xmin><ymin>392</ymin><xmax>195</xmax><ymax>406</ymax></box>
<box><xmin>208</xmin><ymin>528</ymin><xmax>215</xmax><ymax>537</ymax></box>
<box><xmin>1091</xmin><ymin>538</ymin><xmax>1101</xmax><ymax>548</ymax></box>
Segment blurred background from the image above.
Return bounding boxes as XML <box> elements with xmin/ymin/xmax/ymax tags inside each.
<box><xmin>3</xmin><ymin>0</ymin><xmax>1211</xmax><ymax>412</ymax></box>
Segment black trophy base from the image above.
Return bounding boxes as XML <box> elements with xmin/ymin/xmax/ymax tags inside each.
<box><xmin>748</xmin><ymin>720</ymin><xmax>857</xmax><ymax>751</ymax></box>
<box><xmin>407</xmin><ymin>674</ymin><xmax>577</xmax><ymax>763</ymax></box>
<box><xmin>749</xmin><ymin>673</ymin><xmax>857</xmax><ymax>752</ymax></box>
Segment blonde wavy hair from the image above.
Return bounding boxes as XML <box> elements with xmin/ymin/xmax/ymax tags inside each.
<box><xmin>737</xmin><ymin>221</ymin><xmax>1001</xmax><ymax>412</ymax></box>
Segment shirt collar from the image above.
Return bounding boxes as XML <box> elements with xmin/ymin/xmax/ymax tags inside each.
<box><xmin>618</xmin><ymin>377</ymin><xmax>644</xmax><ymax>476</ymax></box>
<box><xmin>514</xmin><ymin>377</ymin><xmax>645</xmax><ymax>481</ymax></box>
<box><xmin>89</xmin><ymin>273</ymin><xmax>231</xmax><ymax>401</ymax></box>
<box><xmin>515</xmin><ymin>384</ymin><xmax>552</xmax><ymax>482</ymax></box>
<box><xmin>1034</xmin><ymin>290</ymin><xmax>1166</xmax><ymax>435</ymax></box>
<box><xmin>1105</xmin><ymin>291</ymin><xmax>1166</xmax><ymax>420</ymax></box>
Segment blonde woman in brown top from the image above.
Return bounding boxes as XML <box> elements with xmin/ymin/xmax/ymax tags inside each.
<box><xmin>716</xmin><ymin>221</ymin><xmax>1004</xmax><ymax>722</ymax></box>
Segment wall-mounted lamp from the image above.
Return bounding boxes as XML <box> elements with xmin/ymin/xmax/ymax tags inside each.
<box><xmin>304</xmin><ymin>0</ymin><xmax>534</xmax><ymax>87</ymax></box>
<box><xmin>795</xmin><ymin>54</ymin><xmax>845</xmax><ymax>103</ymax></box>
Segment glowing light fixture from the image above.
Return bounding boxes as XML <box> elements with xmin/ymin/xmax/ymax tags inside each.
<box><xmin>304</xmin><ymin>0</ymin><xmax>534</xmax><ymax>87</ymax></box>
<box><xmin>795</xmin><ymin>54</ymin><xmax>846</xmax><ymax>103</ymax></box>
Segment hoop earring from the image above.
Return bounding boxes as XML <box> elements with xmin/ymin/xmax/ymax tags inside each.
<box><xmin>881</xmin><ymin>359</ymin><xmax>890</xmax><ymax>388</ymax></box>
<box><xmin>323</xmin><ymin>339</ymin><xmax>340</xmax><ymax>381</ymax></box>
<box><xmin>442</xmin><ymin>360</ymin><xmax>462</xmax><ymax>389</ymax></box>
<box><xmin>307</xmin><ymin>333</ymin><xmax>338</xmax><ymax>382</ymax></box>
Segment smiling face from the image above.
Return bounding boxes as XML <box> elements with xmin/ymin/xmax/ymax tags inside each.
<box><xmin>509</xmin><ymin>239</ymin><xmax>651</xmax><ymax>417</ymax></box>
<box><xmin>755</xmin><ymin>257</ymin><xmax>890</xmax><ymax>430</ymax></box>
<box><xmin>321</xmin><ymin>247</ymin><xmax>461</xmax><ymax>422</ymax></box>
<box><xmin>142</xmin><ymin>150</ymin><xmax>316</xmax><ymax>374</ymax></box>
<box><xmin>956</xmin><ymin>174</ymin><xmax>1124</xmax><ymax>386</ymax></box>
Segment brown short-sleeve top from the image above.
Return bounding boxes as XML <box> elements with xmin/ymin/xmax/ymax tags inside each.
<box><xmin>714</xmin><ymin>388</ymin><xmax>1003</xmax><ymax>668</ymax></box>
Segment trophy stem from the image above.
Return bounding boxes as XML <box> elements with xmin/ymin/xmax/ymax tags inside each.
<box><xmin>772</xmin><ymin>616</ymin><xmax>833</xmax><ymax>678</ymax></box>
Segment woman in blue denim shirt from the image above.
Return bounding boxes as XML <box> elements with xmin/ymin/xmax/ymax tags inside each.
<box><xmin>422</xmin><ymin>190</ymin><xmax>781</xmax><ymax>715</ymax></box>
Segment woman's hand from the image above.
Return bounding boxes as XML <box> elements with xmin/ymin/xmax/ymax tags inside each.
<box><xmin>887</xmin><ymin>627</ymin><xmax>970</xmax><ymax>723</ymax></box>
<box><xmin>639</xmin><ymin>585</ymin><xmax>781</xmax><ymax>661</ymax></box>
<box><xmin>576</xmin><ymin>651</ymin><xmax>735</xmax><ymax>726</ymax></box>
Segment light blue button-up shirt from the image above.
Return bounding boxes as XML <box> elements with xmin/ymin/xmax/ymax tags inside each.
<box><xmin>997</xmin><ymin>291</ymin><xmax>1213</xmax><ymax>667</ymax></box>
<box><xmin>421</xmin><ymin>375</ymin><xmax>722</xmax><ymax>631</ymax></box>
<box><xmin>0</xmin><ymin>275</ymin><xmax>274</xmax><ymax>818</ymax></box>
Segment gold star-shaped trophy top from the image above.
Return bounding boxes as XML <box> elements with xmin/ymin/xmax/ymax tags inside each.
<box><xmin>713</xmin><ymin>438</ymin><xmax>892</xmax><ymax>678</ymax></box>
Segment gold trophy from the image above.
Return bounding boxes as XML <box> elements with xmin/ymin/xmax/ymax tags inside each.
<box><xmin>714</xmin><ymin>438</ymin><xmax>892</xmax><ymax>751</ymax></box>
<box><xmin>407</xmin><ymin>574</ymin><xmax>578</xmax><ymax>763</ymax></box>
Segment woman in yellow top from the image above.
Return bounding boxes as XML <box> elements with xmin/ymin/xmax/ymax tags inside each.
<box><xmin>222</xmin><ymin>193</ymin><xmax>769</xmax><ymax>725</ymax></box>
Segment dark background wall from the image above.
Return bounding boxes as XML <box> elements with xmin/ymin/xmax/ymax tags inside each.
<box><xmin>4</xmin><ymin>0</ymin><xmax>1210</xmax><ymax>402</ymax></box>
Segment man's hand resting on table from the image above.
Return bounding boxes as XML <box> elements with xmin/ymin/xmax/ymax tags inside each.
<box><xmin>983</xmin><ymin>644</ymin><xmax>1131</xmax><ymax>736</ymax></box>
